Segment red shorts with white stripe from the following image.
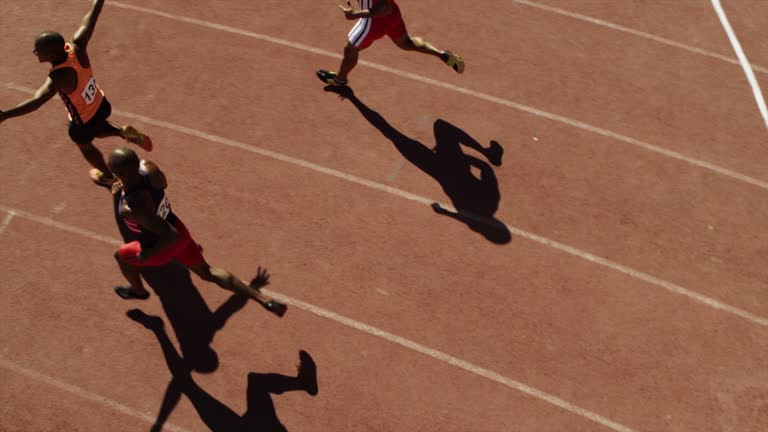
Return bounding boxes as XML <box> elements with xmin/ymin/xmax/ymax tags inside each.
<box><xmin>118</xmin><ymin>219</ymin><xmax>204</xmax><ymax>267</ymax></box>
<box><xmin>348</xmin><ymin>7</ymin><xmax>407</xmax><ymax>49</ymax></box>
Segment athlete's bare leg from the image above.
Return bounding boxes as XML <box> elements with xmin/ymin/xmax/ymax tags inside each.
<box><xmin>188</xmin><ymin>261</ymin><xmax>286</xmax><ymax>316</ymax></box>
<box><xmin>337</xmin><ymin>42</ymin><xmax>363</xmax><ymax>83</ymax></box>
<box><xmin>78</xmin><ymin>142</ymin><xmax>112</xmax><ymax>174</ymax></box>
<box><xmin>114</xmin><ymin>250</ymin><xmax>151</xmax><ymax>298</ymax></box>
<box><xmin>97</xmin><ymin>120</ymin><xmax>153</xmax><ymax>151</ymax></box>
<box><xmin>392</xmin><ymin>34</ymin><xmax>443</xmax><ymax>58</ymax></box>
<box><xmin>392</xmin><ymin>33</ymin><xmax>465</xmax><ymax>73</ymax></box>
<box><xmin>95</xmin><ymin>121</ymin><xmax>122</xmax><ymax>138</ymax></box>
<box><xmin>82</xmin><ymin>121</ymin><xmax>148</xmax><ymax>182</ymax></box>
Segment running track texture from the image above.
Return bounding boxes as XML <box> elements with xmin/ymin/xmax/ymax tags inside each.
<box><xmin>1</xmin><ymin>1</ymin><xmax>767</xmax><ymax>431</ymax></box>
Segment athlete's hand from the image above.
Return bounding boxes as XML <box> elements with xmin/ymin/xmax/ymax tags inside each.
<box><xmin>339</xmin><ymin>1</ymin><xmax>361</xmax><ymax>20</ymax></box>
<box><xmin>110</xmin><ymin>179</ymin><xmax>124</xmax><ymax>196</ymax></box>
<box><xmin>249</xmin><ymin>266</ymin><xmax>271</xmax><ymax>290</ymax></box>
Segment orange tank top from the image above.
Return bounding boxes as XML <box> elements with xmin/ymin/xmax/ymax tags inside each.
<box><xmin>49</xmin><ymin>43</ymin><xmax>105</xmax><ymax>125</ymax></box>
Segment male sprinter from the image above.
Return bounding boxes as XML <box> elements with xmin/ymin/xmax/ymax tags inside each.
<box><xmin>108</xmin><ymin>148</ymin><xmax>286</xmax><ymax>317</ymax></box>
<box><xmin>316</xmin><ymin>0</ymin><xmax>465</xmax><ymax>86</ymax></box>
<box><xmin>0</xmin><ymin>0</ymin><xmax>152</xmax><ymax>187</ymax></box>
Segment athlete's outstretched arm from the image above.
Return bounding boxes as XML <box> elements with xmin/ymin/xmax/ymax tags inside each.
<box><xmin>123</xmin><ymin>193</ymin><xmax>180</xmax><ymax>261</ymax></box>
<box><xmin>0</xmin><ymin>78</ymin><xmax>58</xmax><ymax>123</ymax></box>
<box><xmin>73</xmin><ymin>0</ymin><xmax>107</xmax><ymax>48</ymax></box>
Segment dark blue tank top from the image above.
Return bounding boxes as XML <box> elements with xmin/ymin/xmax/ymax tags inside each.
<box><xmin>119</xmin><ymin>173</ymin><xmax>178</xmax><ymax>248</ymax></box>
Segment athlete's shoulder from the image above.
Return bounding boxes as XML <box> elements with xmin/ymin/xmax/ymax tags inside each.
<box><xmin>140</xmin><ymin>159</ymin><xmax>157</xmax><ymax>169</ymax></box>
<box><xmin>63</xmin><ymin>41</ymin><xmax>93</xmax><ymax>70</ymax></box>
<box><xmin>47</xmin><ymin>66</ymin><xmax>77</xmax><ymax>91</ymax></box>
<box><xmin>49</xmin><ymin>46</ymin><xmax>77</xmax><ymax>75</ymax></box>
<box><xmin>141</xmin><ymin>160</ymin><xmax>168</xmax><ymax>190</ymax></box>
<box><xmin>49</xmin><ymin>67</ymin><xmax>73</xmax><ymax>78</ymax></box>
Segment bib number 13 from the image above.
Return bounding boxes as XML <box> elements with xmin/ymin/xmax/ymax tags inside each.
<box><xmin>157</xmin><ymin>196</ymin><xmax>172</xmax><ymax>219</ymax></box>
<box><xmin>81</xmin><ymin>77</ymin><xmax>98</xmax><ymax>105</ymax></box>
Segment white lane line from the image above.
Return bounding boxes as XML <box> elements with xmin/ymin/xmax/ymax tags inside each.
<box><xmin>0</xmin><ymin>92</ymin><xmax>766</xmax><ymax>327</ymax></box>
<box><xmin>0</xmin><ymin>205</ymin><xmax>634</xmax><ymax>432</ymax></box>
<box><xmin>711</xmin><ymin>0</ymin><xmax>768</xmax><ymax>129</ymax></box>
<box><xmin>263</xmin><ymin>291</ymin><xmax>636</xmax><ymax>432</ymax></box>
<box><xmin>97</xmin><ymin>3</ymin><xmax>768</xmax><ymax>191</ymax></box>
<box><xmin>0</xmin><ymin>211</ymin><xmax>16</xmax><ymax>235</ymax></box>
<box><xmin>0</xmin><ymin>205</ymin><xmax>121</xmax><ymax>246</ymax></box>
<box><xmin>0</xmin><ymin>357</ymin><xmax>191</xmax><ymax>432</ymax></box>
<box><xmin>58</xmin><ymin>117</ymin><xmax>768</xmax><ymax>327</ymax></box>
<box><xmin>386</xmin><ymin>159</ymin><xmax>406</xmax><ymax>182</ymax></box>
<box><xmin>110</xmin><ymin>1</ymin><xmax>342</xmax><ymax>59</ymax></box>
<box><xmin>512</xmin><ymin>0</ymin><xmax>768</xmax><ymax>74</ymax></box>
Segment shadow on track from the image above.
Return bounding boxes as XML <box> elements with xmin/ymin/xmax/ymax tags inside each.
<box><xmin>324</xmin><ymin>85</ymin><xmax>511</xmax><ymax>244</ymax></box>
<box><xmin>128</xmin><ymin>309</ymin><xmax>318</xmax><ymax>432</ymax></box>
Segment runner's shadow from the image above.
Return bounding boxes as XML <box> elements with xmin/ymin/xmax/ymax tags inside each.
<box><xmin>324</xmin><ymin>86</ymin><xmax>511</xmax><ymax>244</ymax></box>
<box><xmin>109</xmin><ymin>191</ymin><xmax>301</xmax><ymax>431</ymax></box>
<box><xmin>110</xmin><ymin>190</ymin><xmax>247</xmax><ymax>373</ymax></box>
<box><xmin>127</xmin><ymin>309</ymin><xmax>318</xmax><ymax>432</ymax></box>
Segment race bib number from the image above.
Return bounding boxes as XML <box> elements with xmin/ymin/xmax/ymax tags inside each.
<box><xmin>156</xmin><ymin>195</ymin><xmax>172</xmax><ymax>219</ymax></box>
<box><xmin>81</xmin><ymin>77</ymin><xmax>98</xmax><ymax>105</ymax></box>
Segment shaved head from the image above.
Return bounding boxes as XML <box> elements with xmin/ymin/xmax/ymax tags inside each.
<box><xmin>34</xmin><ymin>31</ymin><xmax>66</xmax><ymax>62</ymax></box>
<box><xmin>108</xmin><ymin>148</ymin><xmax>140</xmax><ymax>178</ymax></box>
<box><xmin>34</xmin><ymin>31</ymin><xmax>65</xmax><ymax>52</ymax></box>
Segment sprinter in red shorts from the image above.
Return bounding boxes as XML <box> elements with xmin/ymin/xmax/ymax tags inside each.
<box><xmin>107</xmin><ymin>148</ymin><xmax>286</xmax><ymax>317</ymax></box>
<box><xmin>316</xmin><ymin>0</ymin><xmax>465</xmax><ymax>87</ymax></box>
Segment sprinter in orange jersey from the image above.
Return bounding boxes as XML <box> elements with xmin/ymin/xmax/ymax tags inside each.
<box><xmin>0</xmin><ymin>0</ymin><xmax>152</xmax><ymax>187</ymax></box>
